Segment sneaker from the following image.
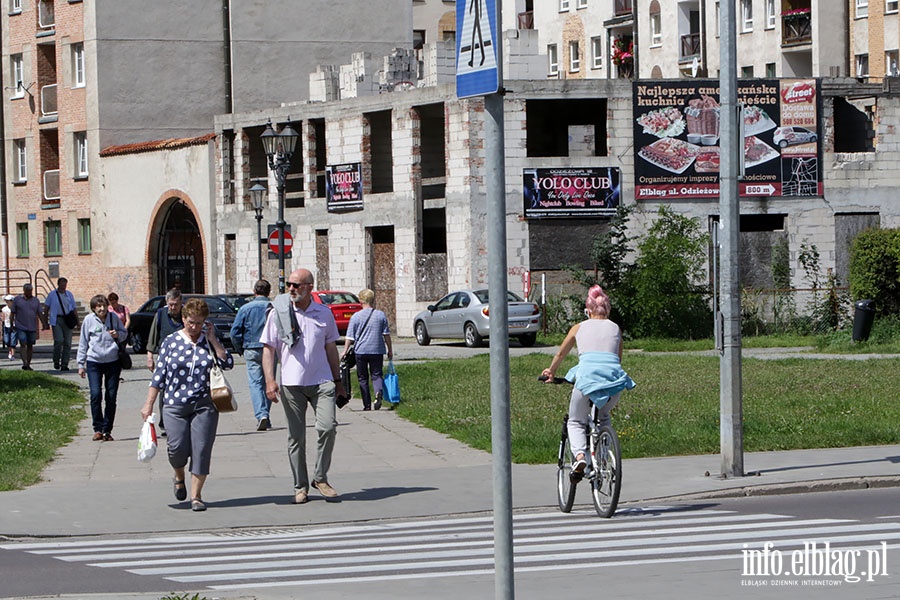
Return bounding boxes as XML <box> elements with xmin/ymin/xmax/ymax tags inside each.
<box><xmin>257</xmin><ymin>417</ymin><xmax>270</xmax><ymax>431</ymax></box>
<box><xmin>312</xmin><ymin>480</ymin><xmax>339</xmax><ymax>498</ymax></box>
<box><xmin>572</xmin><ymin>456</ymin><xmax>587</xmax><ymax>474</ymax></box>
<box><xmin>293</xmin><ymin>490</ymin><xmax>308</xmax><ymax>504</ymax></box>
<box><xmin>374</xmin><ymin>392</ymin><xmax>383</xmax><ymax>411</ymax></box>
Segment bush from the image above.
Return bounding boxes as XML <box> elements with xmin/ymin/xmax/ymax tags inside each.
<box><xmin>848</xmin><ymin>228</ymin><xmax>900</xmax><ymax>315</ymax></box>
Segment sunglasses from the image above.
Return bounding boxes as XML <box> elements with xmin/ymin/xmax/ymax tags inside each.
<box><xmin>286</xmin><ymin>281</ymin><xmax>312</xmax><ymax>289</ymax></box>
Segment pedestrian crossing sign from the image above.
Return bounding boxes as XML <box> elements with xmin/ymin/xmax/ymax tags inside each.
<box><xmin>456</xmin><ymin>0</ymin><xmax>499</xmax><ymax>98</ymax></box>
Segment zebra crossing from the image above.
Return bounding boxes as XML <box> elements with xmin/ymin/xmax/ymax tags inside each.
<box><xmin>3</xmin><ymin>506</ymin><xmax>900</xmax><ymax>591</ymax></box>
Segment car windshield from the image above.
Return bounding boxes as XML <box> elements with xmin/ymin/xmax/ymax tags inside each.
<box><xmin>473</xmin><ymin>290</ymin><xmax>525</xmax><ymax>303</ymax></box>
<box><xmin>319</xmin><ymin>293</ymin><xmax>359</xmax><ymax>305</ymax></box>
<box><xmin>196</xmin><ymin>297</ymin><xmax>234</xmax><ymax>313</ymax></box>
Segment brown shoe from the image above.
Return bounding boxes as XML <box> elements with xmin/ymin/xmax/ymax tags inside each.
<box><xmin>293</xmin><ymin>490</ymin><xmax>308</xmax><ymax>504</ymax></box>
<box><xmin>92</xmin><ymin>432</ymin><xmax>104</xmax><ymax>441</ymax></box>
<box><xmin>312</xmin><ymin>480</ymin><xmax>338</xmax><ymax>498</ymax></box>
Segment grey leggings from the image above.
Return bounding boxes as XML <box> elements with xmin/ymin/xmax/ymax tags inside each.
<box><xmin>163</xmin><ymin>397</ymin><xmax>219</xmax><ymax>476</ymax></box>
<box><xmin>567</xmin><ymin>388</ymin><xmax>620</xmax><ymax>459</ymax></box>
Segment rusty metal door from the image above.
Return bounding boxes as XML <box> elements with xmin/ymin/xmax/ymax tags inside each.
<box><xmin>370</xmin><ymin>226</ymin><xmax>395</xmax><ymax>333</ymax></box>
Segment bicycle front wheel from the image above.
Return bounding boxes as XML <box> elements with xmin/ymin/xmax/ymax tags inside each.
<box><xmin>590</xmin><ymin>424</ymin><xmax>621</xmax><ymax>518</ymax></box>
<box><xmin>557</xmin><ymin>416</ymin><xmax>577</xmax><ymax>513</ymax></box>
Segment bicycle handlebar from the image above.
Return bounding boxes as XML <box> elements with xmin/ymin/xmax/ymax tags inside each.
<box><xmin>538</xmin><ymin>375</ymin><xmax>569</xmax><ymax>384</ymax></box>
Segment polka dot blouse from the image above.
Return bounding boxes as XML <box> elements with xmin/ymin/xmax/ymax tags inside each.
<box><xmin>150</xmin><ymin>331</ymin><xmax>234</xmax><ymax>406</ymax></box>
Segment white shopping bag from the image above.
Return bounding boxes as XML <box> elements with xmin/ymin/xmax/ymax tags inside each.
<box><xmin>137</xmin><ymin>414</ymin><xmax>158</xmax><ymax>463</ymax></box>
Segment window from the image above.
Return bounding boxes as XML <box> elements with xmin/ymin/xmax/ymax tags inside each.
<box><xmin>856</xmin><ymin>53</ymin><xmax>869</xmax><ymax>76</ymax></box>
<box><xmin>44</xmin><ymin>220</ymin><xmax>62</xmax><ymax>256</ymax></box>
<box><xmin>887</xmin><ymin>50</ymin><xmax>899</xmax><ymax>76</ymax></box>
<box><xmin>77</xmin><ymin>219</ymin><xmax>91</xmax><ymax>253</ymax></box>
<box><xmin>16</xmin><ymin>223</ymin><xmax>28</xmax><ymax>257</ymax></box>
<box><xmin>559</xmin><ymin>0</ymin><xmax>570</xmax><ymax>11</ymax></box>
<box><xmin>72</xmin><ymin>43</ymin><xmax>84</xmax><ymax>87</ymax></box>
<box><xmin>14</xmin><ymin>139</ymin><xmax>26</xmax><ymax>182</ymax></box>
<box><xmin>856</xmin><ymin>0</ymin><xmax>868</xmax><ymax>17</ymax></box>
<box><xmin>576</xmin><ymin>0</ymin><xmax>587</xmax><ymax>7</ymax></box>
<box><xmin>74</xmin><ymin>132</ymin><xmax>88</xmax><ymax>177</ymax></box>
<box><xmin>715</xmin><ymin>1</ymin><xmax>720</xmax><ymax>37</ymax></box>
<box><xmin>765</xmin><ymin>62</ymin><xmax>776</xmax><ymax>77</ymax></box>
<box><xmin>569</xmin><ymin>41</ymin><xmax>580</xmax><ymax>72</ymax></box>
<box><xmin>741</xmin><ymin>65</ymin><xmax>754</xmax><ymax>78</ymax></box>
<box><xmin>11</xmin><ymin>54</ymin><xmax>24</xmax><ymax>99</ymax></box>
<box><xmin>650</xmin><ymin>13</ymin><xmax>662</xmax><ymax>46</ymax></box>
<box><xmin>888</xmin><ymin>0</ymin><xmax>899</xmax><ymax>13</ymax></box>
<box><xmin>547</xmin><ymin>44</ymin><xmax>558</xmax><ymax>76</ymax></box>
<box><xmin>741</xmin><ymin>0</ymin><xmax>753</xmax><ymax>32</ymax></box>
<box><xmin>591</xmin><ymin>36</ymin><xmax>603</xmax><ymax>68</ymax></box>
<box><xmin>10</xmin><ymin>0</ymin><xmax>21</xmax><ymax>14</ymax></box>
<box><xmin>765</xmin><ymin>0</ymin><xmax>776</xmax><ymax>28</ymax></box>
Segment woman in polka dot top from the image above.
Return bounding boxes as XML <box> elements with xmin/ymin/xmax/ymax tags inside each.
<box><xmin>141</xmin><ymin>298</ymin><xmax>233</xmax><ymax>512</ymax></box>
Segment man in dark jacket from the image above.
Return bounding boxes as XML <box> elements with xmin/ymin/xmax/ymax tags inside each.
<box><xmin>145</xmin><ymin>288</ymin><xmax>183</xmax><ymax>432</ymax></box>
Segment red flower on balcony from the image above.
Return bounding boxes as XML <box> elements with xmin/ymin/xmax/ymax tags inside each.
<box><xmin>612</xmin><ymin>39</ymin><xmax>634</xmax><ymax>67</ymax></box>
<box><xmin>783</xmin><ymin>8</ymin><xmax>811</xmax><ymax>16</ymax></box>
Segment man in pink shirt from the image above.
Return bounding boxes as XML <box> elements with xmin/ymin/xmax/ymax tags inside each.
<box><xmin>262</xmin><ymin>268</ymin><xmax>347</xmax><ymax>505</ymax></box>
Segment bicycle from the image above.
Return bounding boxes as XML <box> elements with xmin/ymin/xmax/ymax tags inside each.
<box><xmin>541</xmin><ymin>375</ymin><xmax>622</xmax><ymax>518</ymax></box>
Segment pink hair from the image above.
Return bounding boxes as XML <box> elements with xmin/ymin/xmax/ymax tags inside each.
<box><xmin>585</xmin><ymin>285</ymin><xmax>611</xmax><ymax>318</ymax></box>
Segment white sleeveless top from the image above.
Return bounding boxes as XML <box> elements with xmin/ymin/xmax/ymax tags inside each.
<box><xmin>575</xmin><ymin>319</ymin><xmax>621</xmax><ymax>355</ymax></box>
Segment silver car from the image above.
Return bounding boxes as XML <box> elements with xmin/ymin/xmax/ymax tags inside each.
<box><xmin>413</xmin><ymin>289</ymin><xmax>542</xmax><ymax>348</ymax></box>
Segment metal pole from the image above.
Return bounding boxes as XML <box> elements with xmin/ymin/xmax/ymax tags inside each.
<box><xmin>486</xmin><ymin>1</ymin><xmax>513</xmax><ymax>597</ymax></box>
<box><xmin>719</xmin><ymin>0</ymin><xmax>744</xmax><ymax>478</ymax></box>
<box><xmin>255</xmin><ymin>212</ymin><xmax>263</xmax><ymax>279</ymax></box>
<box><xmin>275</xmin><ymin>163</ymin><xmax>287</xmax><ymax>294</ymax></box>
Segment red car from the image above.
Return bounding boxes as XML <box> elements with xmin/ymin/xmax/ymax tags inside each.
<box><xmin>311</xmin><ymin>290</ymin><xmax>363</xmax><ymax>335</ymax></box>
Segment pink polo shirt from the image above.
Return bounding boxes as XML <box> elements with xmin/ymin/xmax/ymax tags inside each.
<box><xmin>260</xmin><ymin>300</ymin><xmax>339</xmax><ymax>386</ymax></box>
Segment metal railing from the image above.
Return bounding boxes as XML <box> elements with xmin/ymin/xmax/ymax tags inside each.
<box><xmin>518</xmin><ymin>11</ymin><xmax>533</xmax><ymax>30</ymax></box>
<box><xmin>614</xmin><ymin>0</ymin><xmax>633</xmax><ymax>16</ymax></box>
<box><xmin>680</xmin><ymin>32</ymin><xmax>701</xmax><ymax>60</ymax></box>
<box><xmin>782</xmin><ymin>11</ymin><xmax>812</xmax><ymax>46</ymax></box>
<box><xmin>40</xmin><ymin>84</ymin><xmax>57</xmax><ymax>117</ymax></box>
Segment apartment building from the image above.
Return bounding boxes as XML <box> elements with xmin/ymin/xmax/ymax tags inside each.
<box><xmin>849</xmin><ymin>0</ymin><xmax>900</xmax><ymax>79</ymax></box>
<box><xmin>1</xmin><ymin>0</ymin><xmax>411</xmax><ymax>304</ymax></box>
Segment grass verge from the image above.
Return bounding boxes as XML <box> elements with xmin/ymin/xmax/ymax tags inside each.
<box><xmin>393</xmin><ymin>352</ymin><xmax>900</xmax><ymax>464</ymax></box>
<box><xmin>0</xmin><ymin>371</ymin><xmax>84</xmax><ymax>491</ymax></box>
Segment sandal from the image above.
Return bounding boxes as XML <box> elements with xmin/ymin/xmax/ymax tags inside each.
<box><xmin>191</xmin><ymin>498</ymin><xmax>206</xmax><ymax>512</ymax></box>
<box><xmin>173</xmin><ymin>479</ymin><xmax>187</xmax><ymax>501</ymax></box>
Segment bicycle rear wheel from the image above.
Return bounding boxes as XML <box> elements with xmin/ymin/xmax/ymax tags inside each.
<box><xmin>556</xmin><ymin>415</ymin><xmax>577</xmax><ymax>513</ymax></box>
<box><xmin>590</xmin><ymin>424</ymin><xmax>621</xmax><ymax>518</ymax></box>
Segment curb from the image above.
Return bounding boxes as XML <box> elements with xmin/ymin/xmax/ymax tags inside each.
<box><xmin>635</xmin><ymin>475</ymin><xmax>900</xmax><ymax>503</ymax></box>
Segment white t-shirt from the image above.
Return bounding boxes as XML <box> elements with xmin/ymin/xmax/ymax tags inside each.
<box><xmin>2</xmin><ymin>306</ymin><xmax>12</xmax><ymax>328</ymax></box>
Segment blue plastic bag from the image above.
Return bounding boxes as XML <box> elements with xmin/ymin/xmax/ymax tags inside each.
<box><xmin>384</xmin><ymin>360</ymin><xmax>400</xmax><ymax>404</ymax></box>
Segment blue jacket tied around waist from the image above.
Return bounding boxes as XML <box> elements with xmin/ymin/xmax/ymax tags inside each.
<box><xmin>564</xmin><ymin>351</ymin><xmax>636</xmax><ymax>409</ymax></box>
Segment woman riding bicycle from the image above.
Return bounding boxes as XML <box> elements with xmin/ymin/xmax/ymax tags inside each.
<box><xmin>542</xmin><ymin>285</ymin><xmax>635</xmax><ymax>474</ymax></box>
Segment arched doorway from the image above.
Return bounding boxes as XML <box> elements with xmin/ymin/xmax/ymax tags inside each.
<box><xmin>152</xmin><ymin>199</ymin><xmax>205</xmax><ymax>295</ymax></box>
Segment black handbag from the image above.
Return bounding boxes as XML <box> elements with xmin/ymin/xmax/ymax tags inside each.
<box><xmin>58</xmin><ymin>291</ymin><xmax>78</xmax><ymax>328</ymax></box>
<box><xmin>118</xmin><ymin>343</ymin><xmax>132</xmax><ymax>370</ymax></box>
<box><xmin>343</xmin><ymin>308</ymin><xmax>375</xmax><ymax>370</ymax></box>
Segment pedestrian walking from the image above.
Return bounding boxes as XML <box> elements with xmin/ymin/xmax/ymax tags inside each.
<box><xmin>261</xmin><ymin>268</ymin><xmax>347</xmax><ymax>504</ymax></box>
<box><xmin>3</xmin><ymin>295</ymin><xmax>17</xmax><ymax>360</ymax></box>
<box><xmin>11</xmin><ymin>283</ymin><xmax>41</xmax><ymax>371</ymax></box>
<box><xmin>77</xmin><ymin>295</ymin><xmax>127</xmax><ymax>441</ymax></box>
<box><xmin>230</xmin><ymin>279</ymin><xmax>273</xmax><ymax>431</ymax></box>
<box><xmin>47</xmin><ymin>277</ymin><xmax>77</xmax><ymax>371</ymax></box>
<box><xmin>341</xmin><ymin>289</ymin><xmax>393</xmax><ymax>411</ymax></box>
<box><xmin>146</xmin><ymin>288</ymin><xmax>184</xmax><ymax>434</ymax></box>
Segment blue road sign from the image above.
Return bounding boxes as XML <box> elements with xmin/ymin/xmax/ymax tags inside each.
<box><xmin>456</xmin><ymin>0</ymin><xmax>499</xmax><ymax>98</ymax></box>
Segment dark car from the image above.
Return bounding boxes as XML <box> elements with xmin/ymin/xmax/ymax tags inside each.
<box><xmin>311</xmin><ymin>290</ymin><xmax>363</xmax><ymax>335</ymax></box>
<box><xmin>218</xmin><ymin>293</ymin><xmax>254</xmax><ymax>311</ymax></box>
<box><xmin>129</xmin><ymin>294</ymin><xmax>239</xmax><ymax>353</ymax></box>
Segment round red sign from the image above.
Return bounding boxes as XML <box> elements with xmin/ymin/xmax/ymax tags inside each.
<box><xmin>267</xmin><ymin>229</ymin><xmax>293</xmax><ymax>255</ymax></box>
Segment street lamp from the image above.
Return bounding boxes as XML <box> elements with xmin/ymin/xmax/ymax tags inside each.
<box><xmin>249</xmin><ymin>181</ymin><xmax>267</xmax><ymax>280</ymax></box>
<box><xmin>260</xmin><ymin>119</ymin><xmax>299</xmax><ymax>294</ymax></box>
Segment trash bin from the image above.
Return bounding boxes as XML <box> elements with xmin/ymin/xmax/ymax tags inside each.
<box><xmin>852</xmin><ymin>299</ymin><xmax>875</xmax><ymax>342</ymax></box>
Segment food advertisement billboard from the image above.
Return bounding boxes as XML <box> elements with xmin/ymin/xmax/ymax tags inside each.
<box><xmin>632</xmin><ymin>79</ymin><xmax>822</xmax><ymax>199</ymax></box>
<box><xmin>523</xmin><ymin>167</ymin><xmax>621</xmax><ymax>219</ymax></box>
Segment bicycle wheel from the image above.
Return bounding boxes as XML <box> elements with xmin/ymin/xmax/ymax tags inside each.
<box><xmin>590</xmin><ymin>424</ymin><xmax>621</xmax><ymax>518</ymax></box>
<box><xmin>556</xmin><ymin>415</ymin><xmax>577</xmax><ymax>513</ymax></box>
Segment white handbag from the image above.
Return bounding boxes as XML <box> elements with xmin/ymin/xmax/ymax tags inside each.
<box><xmin>209</xmin><ymin>361</ymin><xmax>237</xmax><ymax>413</ymax></box>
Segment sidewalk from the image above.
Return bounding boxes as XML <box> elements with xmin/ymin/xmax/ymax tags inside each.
<box><xmin>0</xmin><ymin>339</ymin><xmax>898</xmax><ymax>539</ymax></box>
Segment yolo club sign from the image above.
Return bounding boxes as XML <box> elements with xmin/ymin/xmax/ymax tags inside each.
<box><xmin>632</xmin><ymin>78</ymin><xmax>823</xmax><ymax>199</ymax></box>
<box><xmin>523</xmin><ymin>167</ymin><xmax>622</xmax><ymax>219</ymax></box>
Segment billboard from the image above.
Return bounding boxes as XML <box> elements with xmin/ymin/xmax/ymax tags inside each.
<box><xmin>523</xmin><ymin>167</ymin><xmax>622</xmax><ymax>219</ymax></box>
<box><xmin>325</xmin><ymin>162</ymin><xmax>364</xmax><ymax>212</ymax></box>
<box><xmin>632</xmin><ymin>79</ymin><xmax>823</xmax><ymax>199</ymax></box>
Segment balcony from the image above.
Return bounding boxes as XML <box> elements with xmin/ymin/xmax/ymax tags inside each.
<box><xmin>782</xmin><ymin>10</ymin><xmax>812</xmax><ymax>46</ymax></box>
<box><xmin>40</xmin><ymin>84</ymin><xmax>57</xmax><ymax>118</ymax></box>
<box><xmin>518</xmin><ymin>11</ymin><xmax>533</xmax><ymax>30</ymax></box>
<box><xmin>680</xmin><ymin>32</ymin><xmax>701</xmax><ymax>61</ymax></box>
<box><xmin>614</xmin><ymin>0</ymin><xmax>633</xmax><ymax>16</ymax></box>
<box><xmin>43</xmin><ymin>169</ymin><xmax>60</xmax><ymax>202</ymax></box>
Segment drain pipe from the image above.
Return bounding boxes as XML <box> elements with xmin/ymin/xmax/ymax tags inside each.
<box><xmin>223</xmin><ymin>0</ymin><xmax>233</xmax><ymax>114</ymax></box>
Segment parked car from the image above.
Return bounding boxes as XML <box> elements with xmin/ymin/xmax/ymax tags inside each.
<box><xmin>311</xmin><ymin>290</ymin><xmax>363</xmax><ymax>335</ymax></box>
<box><xmin>218</xmin><ymin>293</ymin><xmax>254</xmax><ymax>311</ymax></box>
<box><xmin>773</xmin><ymin>126</ymin><xmax>817</xmax><ymax>148</ymax></box>
<box><xmin>413</xmin><ymin>289</ymin><xmax>541</xmax><ymax>348</ymax></box>
<box><xmin>129</xmin><ymin>294</ymin><xmax>239</xmax><ymax>353</ymax></box>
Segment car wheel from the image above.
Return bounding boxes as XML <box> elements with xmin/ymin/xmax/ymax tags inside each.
<box><xmin>131</xmin><ymin>331</ymin><xmax>147</xmax><ymax>354</ymax></box>
<box><xmin>778</xmin><ymin>139</ymin><xmax>788</xmax><ymax>148</ymax></box>
<box><xmin>810</xmin><ymin>135</ymin><xmax>817</xmax><ymax>143</ymax></box>
<box><xmin>415</xmin><ymin>321</ymin><xmax>431</xmax><ymax>346</ymax></box>
<box><xmin>518</xmin><ymin>333</ymin><xmax>537</xmax><ymax>347</ymax></box>
<box><xmin>464</xmin><ymin>322</ymin><xmax>483</xmax><ymax>348</ymax></box>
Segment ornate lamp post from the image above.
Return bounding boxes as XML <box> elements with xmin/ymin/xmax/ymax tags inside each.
<box><xmin>249</xmin><ymin>182</ymin><xmax>267</xmax><ymax>279</ymax></box>
<box><xmin>260</xmin><ymin>119</ymin><xmax>299</xmax><ymax>293</ymax></box>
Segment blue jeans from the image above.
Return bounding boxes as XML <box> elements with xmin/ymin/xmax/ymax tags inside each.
<box><xmin>87</xmin><ymin>360</ymin><xmax>122</xmax><ymax>434</ymax></box>
<box><xmin>356</xmin><ymin>354</ymin><xmax>384</xmax><ymax>409</ymax></box>
<box><xmin>243</xmin><ymin>347</ymin><xmax>271</xmax><ymax>421</ymax></box>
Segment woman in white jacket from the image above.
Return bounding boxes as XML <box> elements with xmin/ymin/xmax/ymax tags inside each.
<box><xmin>77</xmin><ymin>294</ymin><xmax>128</xmax><ymax>441</ymax></box>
